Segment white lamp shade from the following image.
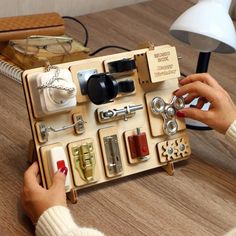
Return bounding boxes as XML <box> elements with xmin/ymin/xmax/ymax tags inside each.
<box><xmin>170</xmin><ymin>0</ymin><xmax>236</xmax><ymax>53</ymax></box>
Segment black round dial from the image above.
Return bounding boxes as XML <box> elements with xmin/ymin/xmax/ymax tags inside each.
<box><xmin>87</xmin><ymin>73</ymin><xmax>118</xmax><ymax>105</ymax></box>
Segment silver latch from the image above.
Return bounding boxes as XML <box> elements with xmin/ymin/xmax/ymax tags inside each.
<box><xmin>104</xmin><ymin>135</ymin><xmax>123</xmax><ymax>175</ymax></box>
<box><xmin>99</xmin><ymin>104</ymin><xmax>143</xmax><ymax>122</ymax></box>
<box><xmin>38</xmin><ymin>116</ymin><xmax>86</xmax><ymax>143</ymax></box>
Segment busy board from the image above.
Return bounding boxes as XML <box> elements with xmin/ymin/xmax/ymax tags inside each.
<box><xmin>22</xmin><ymin>44</ymin><xmax>191</xmax><ymax>203</ymax></box>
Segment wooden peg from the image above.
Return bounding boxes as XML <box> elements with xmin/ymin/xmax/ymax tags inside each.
<box><xmin>162</xmin><ymin>161</ymin><xmax>175</xmax><ymax>176</ymax></box>
<box><xmin>138</xmin><ymin>41</ymin><xmax>155</xmax><ymax>50</ymax></box>
<box><xmin>67</xmin><ymin>188</ymin><xmax>78</xmax><ymax>204</ymax></box>
<box><xmin>28</xmin><ymin>140</ymin><xmax>37</xmax><ymax>163</ymax></box>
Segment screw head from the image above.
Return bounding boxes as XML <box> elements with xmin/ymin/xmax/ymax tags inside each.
<box><xmin>166</xmin><ymin>106</ymin><xmax>175</xmax><ymax>118</ymax></box>
<box><xmin>167</xmin><ymin>147</ymin><xmax>174</xmax><ymax>155</ymax></box>
<box><xmin>179</xmin><ymin>144</ymin><xmax>185</xmax><ymax>151</ymax></box>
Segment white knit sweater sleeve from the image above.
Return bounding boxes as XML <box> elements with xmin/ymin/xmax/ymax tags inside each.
<box><xmin>224</xmin><ymin>227</ymin><xmax>236</xmax><ymax>236</ymax></box>
<box><xmin>36</xmin><ymin>206</ymin><xmax>105</xmax><ymax>236</ymax></box>
<box><xmin>224</xmin><ymin>120</ymin><xmax>236</xmax><ymax>236</ymax></box>
<box><xmin>225</xmin><ymin>120</ymin><xmax>236</xmax><ymax>145</ymax></box>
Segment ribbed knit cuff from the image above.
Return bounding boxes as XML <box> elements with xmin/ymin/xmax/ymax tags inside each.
<box><xmin>225</xmin><ymin>120</ymin><xmax>236</xmax><ymax>145</ymax></box>
<box><xmin>224</xmin><ymin>227</ymin><xmax>236</xmax><ymax>236</ymax></box>
<box><xmin>36</xmin><ymin>206</ymin><xmax>105</xmax><ymax>236</ymax></box>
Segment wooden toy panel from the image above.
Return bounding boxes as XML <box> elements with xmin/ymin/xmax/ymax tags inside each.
<box><xmin>22</xmin><ymin>45</ymin><xmax>191</xmax><ymax>194</ymax></box>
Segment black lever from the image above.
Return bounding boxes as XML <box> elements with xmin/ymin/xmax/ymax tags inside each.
<box><xmin>108</xmin><ymin>58</ymin><xmax>136</xmax><ymax>73</ymax></box>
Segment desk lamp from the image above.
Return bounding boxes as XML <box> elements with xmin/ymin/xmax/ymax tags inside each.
<box><xmin>169</xmin><ymin>0</ymin><xmax>236</xmax><ymax>129</ymax></box>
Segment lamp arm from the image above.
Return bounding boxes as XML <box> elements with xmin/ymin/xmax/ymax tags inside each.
<box><xmin>196</xmin><ymin>52</ymin><xmax>211</xmax><ymax>73</ymax></box>
<box><xmin>185</xmin><ymin>51</ymin><xmax>213</xmax><ymax>131</ymax></box>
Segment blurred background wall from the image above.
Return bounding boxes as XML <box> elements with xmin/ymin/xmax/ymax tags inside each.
<box><xmin>0</xmin><ymin>1</ymin><xmax>235</xmax><ymax>20</ymax></box>
<box><xmin>0</xmin><ymin>0</ymin><xmax>148</xmax><ymax>17</ymax></box>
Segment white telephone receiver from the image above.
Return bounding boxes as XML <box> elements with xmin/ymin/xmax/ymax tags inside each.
<box><xmin>36</xmin><ymin>68</ymin><xmax>77</xmax><ymax>116</ymax></box>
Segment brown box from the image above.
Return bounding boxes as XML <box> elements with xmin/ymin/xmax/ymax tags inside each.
<box><xmin>0</xmin><ymin>12</ymin><xmax>65</xmax><ymax>42</ymax></box>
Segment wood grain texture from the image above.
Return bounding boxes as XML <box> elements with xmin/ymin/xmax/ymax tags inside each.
<box><xmin>0</xmin><ymin>0</ymin><xmax>236</xmax><ymax>235</ymax></box>
<box><xmin>0</xmin><ymin>0</ymin><xmax>147</xmax><ymax>18</ymax></box>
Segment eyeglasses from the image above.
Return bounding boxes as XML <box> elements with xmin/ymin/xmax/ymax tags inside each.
<box><xmin>9</xmin><ymin>35</ymin><xmax>73</xmax><ymax>55</ymax></box>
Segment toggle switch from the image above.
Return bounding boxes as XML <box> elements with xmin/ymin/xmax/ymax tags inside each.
<box><xmin>128</xmin><ymin>128</ymin><xmax>149</xmax><ymax>159</ymax></box>
<box><xmin>47</xmin><ymin>146</ymin><xmax>72</xmax><ymax>191</ymax></box>
<box><xmin>108</xmin><ymin>58</ymin><xmax>136</xmax><ymax>73</ymax></box>
<box><xmin>57</xmin><ymin>160</ymin><xmax>65</xmax><ymax>169</ymax></box>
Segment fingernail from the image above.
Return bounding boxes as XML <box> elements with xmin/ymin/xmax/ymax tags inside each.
<box><xmin>59</xmin><ymin>167</ymin><xmax>68</xmax><ymax>176</ymax></box>
<box><xmin>173</xmin><ymin>89</ymin><xmax>179</xmax><ymax>94</ymax></box>
<box><xmin>176</xmin><ymin>111</ymin><xmax>185</xmax><ymax>117</ymax></box>
<box><xmin>178</xmin><ymin>77</ymin><xmax>184</xmax><ymax>83</ymax></box>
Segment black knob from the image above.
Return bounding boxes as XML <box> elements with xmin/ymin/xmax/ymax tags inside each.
<box><xmin>87</xmin><ymin>73</ymin><xmax>118</xmax><ymax>105</ymax></box>
<box><xmin>108</xmin><ymin>59</ymin><xmax>136</xmax><ymax>73</ymax></box>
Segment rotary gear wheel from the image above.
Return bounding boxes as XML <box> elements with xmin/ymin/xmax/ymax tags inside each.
<box><xmin>161</xmin><ymin>141</ymin><xmax>178</xmax><ymax>161</ymax></box>
<box><xmin>175</xmin><ymin>138</ymin><xmax>189</xmax><ymax>157</ymax></box>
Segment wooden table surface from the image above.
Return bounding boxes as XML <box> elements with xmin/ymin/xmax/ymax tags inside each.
<box><xmin>0</xmin><ymin>0</ymin><xmax>236</xmax><ymax>235</ymax></box>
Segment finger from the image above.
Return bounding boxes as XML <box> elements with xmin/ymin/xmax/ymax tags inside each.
<box><xmin>196</xmin><ymin>97</ymin><xmax>208</xmax><ymax>109</ymax></box>
<box><xmin>36</xmin><ymin>174</ymin><xmax>41</xmax><ymax>184</ymax></box>
<box><xmin>23</xmin><ymin>162</ymin><xmax>41</xmax><ymax>188</ymax></box>
<box><xmin>175</xmin><ymin>81</ymin><xmax>216</xmax><ymax>102</ymax></box>
<box><xmin>179</xmin><ymin>73</ymin><xmax>222</xmax><ymax>90</ymax></box>
<box><xmin>178</xmin><ymin>75</ymin><xmax>186</xmax><ymax>83</ymax></box>
<box><xmin>50</xmin><ymin>168</ymin><xmax>67</xmax><ymax>193</ymax></box>
<box><xmin>177</xmin><ymin>108</ymin><xmax>213</xmax><ymax>124</ymax></box>
<box><xmin>184</xmin><ymin>92</ymin><xmax>199</xmax><ymax>104</ymax></box>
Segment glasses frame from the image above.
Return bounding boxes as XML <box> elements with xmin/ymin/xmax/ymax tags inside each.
<box><xmin>9</xmin><ymin>35</ymin><xmax>73</xmax><ymax>56</ymax></box>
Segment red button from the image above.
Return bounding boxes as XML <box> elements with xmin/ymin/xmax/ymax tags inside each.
<box><xmin>142</xmin><ymin>145</ymin><xmax>148</xmax><ymax>152</ymax></box>
<box><xmin>57</xmin><ymin>160</ymin><xmax>65</xmax><ymax>170</ymax></box>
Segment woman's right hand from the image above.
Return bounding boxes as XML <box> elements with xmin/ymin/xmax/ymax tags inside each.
<box><xmin>174</xmin><ymin>73</ymin><xmax>236</xmax><ymax>134</ymax></box>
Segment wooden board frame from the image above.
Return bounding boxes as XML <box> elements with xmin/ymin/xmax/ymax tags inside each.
<box><xmin>22</xmin><ymin>44</ymin><xmax>191</xmax><ymax>202</ymax></box>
